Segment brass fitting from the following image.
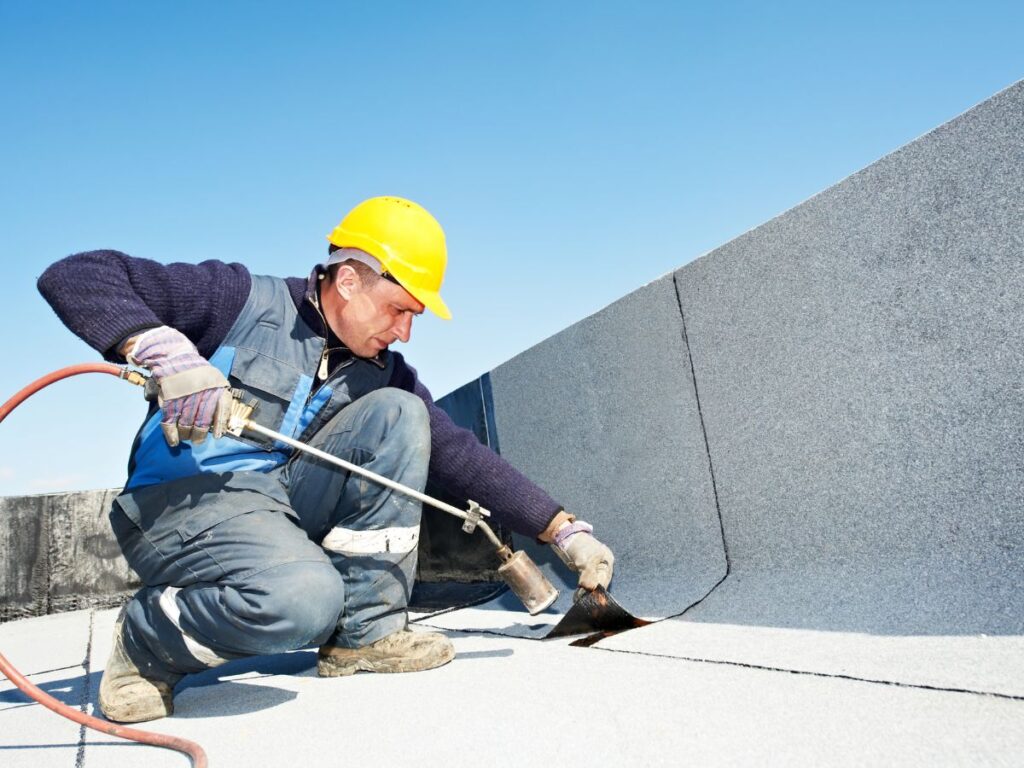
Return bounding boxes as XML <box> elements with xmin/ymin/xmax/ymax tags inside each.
<box><xmin>120</xmin><ymin>369</ymin><xmax>149</xmax><ymax>388</ymax></box>
<box><xmin>226</xmin><ymin>393</ymin><xmax>257</xmax><ymax>437</ymax></box>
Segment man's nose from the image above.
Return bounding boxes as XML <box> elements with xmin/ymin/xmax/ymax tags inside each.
<box><xmin>393</xmin><ymin>313</ymin><xmax>413</xmax><ymax>343</ymax></box>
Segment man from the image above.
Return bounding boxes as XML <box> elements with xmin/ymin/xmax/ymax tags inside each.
<box><xmin>38</xmin><ymin>196</ymin><xmax>614</xmax><ymax>724</ymax></box>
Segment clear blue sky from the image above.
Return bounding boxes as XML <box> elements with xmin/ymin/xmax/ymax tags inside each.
<box><xmin>1</xmin><ymin>1</ymin><xmax>1021</xmax><ymax>496</ymax></box>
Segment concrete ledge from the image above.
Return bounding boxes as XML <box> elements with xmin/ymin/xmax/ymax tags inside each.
<box><xmin>0</xmin><ymin>489</ymin><xmax>137</xmax><ymax>623</ymax></box>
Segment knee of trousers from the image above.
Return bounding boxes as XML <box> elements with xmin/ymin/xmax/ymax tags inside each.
<box><xmin>234</xmin><ymin>560</ymin><xmax>346</xmax><ymax>651</ymax></box>
<box><xmin>354</xmin><ymin>388</ymin><xmax>430</xmax><ymax>466</ymax></box>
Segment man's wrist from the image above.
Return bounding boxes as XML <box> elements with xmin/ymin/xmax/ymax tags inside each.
<box><xmin>538</xmin><ymin>509</ymin><xmax>575</xmax><ymax>543</ymax></box>
<box><xmin>552</xmin><ymin>520</ymin><xmax>594</xmax><ymax>549</ymax></box>
<box><xmin>119</xmin><ymin>334</ymin><xmax>142</xmax><ymax>358</ymax></box>
<box><xmin>118</xmin><ymin>324</ymin><xmax>164</xmax><ymax>360</ymax></box>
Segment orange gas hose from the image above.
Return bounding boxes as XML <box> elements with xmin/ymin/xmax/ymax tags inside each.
<box><xmin>0</xmin><ymin>363</ymin><xmax>208</xmax><ymax>767</ymax></box>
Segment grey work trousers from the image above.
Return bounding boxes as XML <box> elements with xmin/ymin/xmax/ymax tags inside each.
<box><xmin>110</xmin><ymin>388</ymin><xmax>430</xmax><ymax>680</ymax></box>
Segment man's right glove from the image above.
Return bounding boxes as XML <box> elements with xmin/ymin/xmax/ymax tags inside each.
<box><xmin>126</xmin><ymin>326</ymin><xmax>232</xmax><ymax>448</ymax></box>
<box><xmin>550</xmin><ymin>518</ymin><xmax>615</xmax><ymax>596</ymax></box>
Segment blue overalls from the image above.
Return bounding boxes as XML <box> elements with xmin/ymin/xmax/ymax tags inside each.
<box><xmin>109</xmin><ymin>275</ymin><xmax>430</xmax><ymax>681</ymax></box>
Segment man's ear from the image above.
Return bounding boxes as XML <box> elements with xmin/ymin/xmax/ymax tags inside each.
<box><xmin>333</xmin><ymin>264</ymin><xmax>362</xmax><ymax>301</ymax></box>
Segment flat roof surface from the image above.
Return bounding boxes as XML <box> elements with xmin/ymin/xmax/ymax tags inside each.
<box><xmin>2</xmin><ymin>605</ymin><xmax>1022</xmax><ymax>767</ymax></box>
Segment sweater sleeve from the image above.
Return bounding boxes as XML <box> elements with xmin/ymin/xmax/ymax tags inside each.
<box><xmin>37</xmin><ymin>250</ymin><xmax>252</xmax><ymax>360</ymax></box>
<box><xmin>390</xmin><ymin>354</ymin><xmax>563</xmax><ymax>538</ymax></box>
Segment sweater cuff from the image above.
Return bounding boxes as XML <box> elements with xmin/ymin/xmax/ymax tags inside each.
<box><xmin>533</xmin><ymin>504</ymin><xmax>567</xmax><ymax>542</ymax></box>
<box><xmin>102</xmin><ymin>323</ymin><xmax>164</xmax><ymax>363</ymax></box>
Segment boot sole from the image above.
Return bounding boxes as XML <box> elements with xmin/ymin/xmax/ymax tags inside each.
<box><xmin>98</xmin><ymin>691</ymin><xmax>174</xmax><ymax>724</ymax></box>
<box><xmin>318</xmin><ymin>644</ymin><xmax>456</xmax><ymax>677</ymax></box>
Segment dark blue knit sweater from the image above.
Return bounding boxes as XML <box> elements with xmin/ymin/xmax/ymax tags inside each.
<box><xmin>37</xmin><ymin>250</ymin><xmax>561</xmax><ymax>537</ymax></box>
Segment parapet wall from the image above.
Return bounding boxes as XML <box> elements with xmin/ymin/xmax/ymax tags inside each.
<box><xmin>0</xmin><ymin>489</ymin><xmax>137</xmax><ymax>622</ymax></box>
<box><xmin>0</xmin><ymin>480</ymin><xmax>499</xmax><ymax>622</ymax></box>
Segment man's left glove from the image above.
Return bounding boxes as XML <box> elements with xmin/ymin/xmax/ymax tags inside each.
<box><xmin>550</xmin><ymin>519</ymin><xmax>615</xmax><ymax>593</ymax></box>
<box><xmin>126</xmin><ymin>325</ymin><xmax>232</xmax><ymax>448</ymax></box>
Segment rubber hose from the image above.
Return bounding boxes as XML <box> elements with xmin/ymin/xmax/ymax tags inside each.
<box><xmin>0</xmin><ymin>363</ymin><xmax>208</xmax><ymax>767</ymax></box>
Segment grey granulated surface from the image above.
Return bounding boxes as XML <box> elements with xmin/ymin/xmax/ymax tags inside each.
<box><xmin>664</xmin><ymin>79</ymin><xmax>1024</xmax><ymax>637</ymax></box>
<box><xmin>486</xmin><ymin>274</ymin><xmax>727</xmax><ymax>621</ymax></box>
<box><xmin>597</xmin><ymin>597</ymin><xmax>1024</xmax><ymax>697</ymax></box>
<box><xmin>7</xmin><ymin>608</ymin><xmax>1024</xmax><ymax>767</ymax></box>
<box><xmin>0</xmin><ymin>611</ymin><xmax>94</xmax><ymax>765</ymax></box>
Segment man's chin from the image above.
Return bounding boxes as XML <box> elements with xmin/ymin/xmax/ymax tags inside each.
<box><xmin>354</xmin><ymin>341</ymin><xmax>387</xmax><ymax>358</ymax></box>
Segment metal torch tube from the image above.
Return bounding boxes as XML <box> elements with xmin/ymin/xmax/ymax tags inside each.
<box><xmin>242</xmin><ymin>419</ymin><xmax>505</xmax><ymax>548</ymax></box>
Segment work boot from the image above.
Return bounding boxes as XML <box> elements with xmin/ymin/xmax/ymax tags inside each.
<box><xmin>317</xmin><ymin>629</ymin><xmax>455</xmax><ymax>677</ymax></box>
<box><xmin>98</xmin><ymin>609</ymin><xmax>182</xmax><ymax>723</ymax></box>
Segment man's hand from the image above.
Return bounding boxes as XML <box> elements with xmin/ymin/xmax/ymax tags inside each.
<box><xmin>549</xmin><ymin>517</ymin><xmax>615</xmax><ymax>595</ymax></box>
<box><xmin>124</xmin><ymin>326</ymin><xmax>232</xmax><ymax>447</ymax></box>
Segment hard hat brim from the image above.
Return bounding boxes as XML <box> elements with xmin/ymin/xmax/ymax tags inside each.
<box><xmin>411</xmin><ymin>288</ymin><xmax>452</xmax><ymax>321</ymax></box>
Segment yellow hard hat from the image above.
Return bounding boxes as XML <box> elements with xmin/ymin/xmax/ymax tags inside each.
<box><xmin>326</xmin><ymin>196</ymin><xmax>451</xmax><ymax>320</ymax></box>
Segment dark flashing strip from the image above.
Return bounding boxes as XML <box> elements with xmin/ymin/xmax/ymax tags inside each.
<box><xmin>479</xmin><ymin>373</ymin><xmax>500</xmax><ymax>455</ymax></box>
<box><xmin>588</xmin><ymin>644</ymin><xmax>1024</xmax><ymax>702</ymax></box>
<box><xmin>408</xmin><ymin>583</ymin><xmax>511</xmax><ymax>624</ymax></box>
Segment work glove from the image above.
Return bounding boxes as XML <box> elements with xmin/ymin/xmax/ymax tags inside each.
<box><xmin>126</xmin><ymin>326</ymin><xmax>232</xmax><ymax>448</ymax></box>
<box><xmin>550</xmin><ymin>518</ymin><xmax>615</xmax><ymax>597</ymax></box>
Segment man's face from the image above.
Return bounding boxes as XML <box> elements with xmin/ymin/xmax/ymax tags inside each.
<box><xmin>326</xmin><ymin>268</ymin><xmax>425</xmax><ymax>358</ymax></box>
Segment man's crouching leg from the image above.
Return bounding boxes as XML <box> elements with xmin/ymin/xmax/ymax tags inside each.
<box><xmin>98</xmin><ymin>602</ymin><xmax>180</xmax><ymax>724</ymax></box>
<box><xmin>285</xmin><ymin>388</ymin><xmax>454</xmax><ymax>677</ymax></box>
<box><xmin>100</xmin><ymin>512</ymin><xmax>346</xmax><ymax>723</ymax></box>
